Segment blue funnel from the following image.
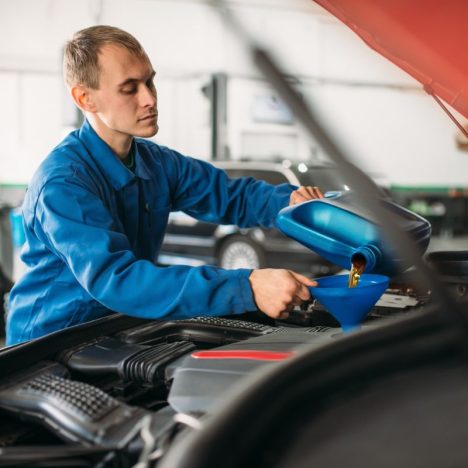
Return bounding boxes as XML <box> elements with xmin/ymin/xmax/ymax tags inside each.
<box><xmin>309</xmin><ymin>274</ymin><xmax>389</xmax><ymax>332</ymax></box>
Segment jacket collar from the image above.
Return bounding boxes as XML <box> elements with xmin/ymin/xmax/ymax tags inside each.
<box><xmin>78</xmin><ymin>119</ymin><xmax>151</xmax><ymax>189</ymax></box>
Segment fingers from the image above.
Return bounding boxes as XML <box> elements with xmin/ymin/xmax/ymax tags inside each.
<box><xmin>278</xmin><ymin>292</ymin><xmax>303</xmax><ymax>320</ymax></box>
<box><xmin>316</xmin><ymin>186</ymin><xmax>324</xmax><ymax>198</ymax></box>
<box><xmin>289</xmin><ymin>271</ymin><xmax>317</xmax><ymax>287</ymax></box>
<box><xmin>289</xmin><ymin>186</ymin><xmax>324</xmax><ymax>206</ymax></box>
<box><xmin>289</xmin><ymin>271</ymin><xmax>316</xmax><ymax>303</ymax></box>
<box><xmin>303</xmin><ymin>186</ymin><xmax>324</xmax><ymax>199</ymax></box>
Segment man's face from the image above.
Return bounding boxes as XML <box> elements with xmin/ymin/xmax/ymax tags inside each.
<box><xmin>88</xmin><ymin>44</ymin><xmax>158</xmax><ymax>139</ymax></box>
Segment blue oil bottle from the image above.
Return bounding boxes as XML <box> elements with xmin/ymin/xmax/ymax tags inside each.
<box><xmin>276</xmin><ymin>191</ymin><xmax>431</xmax><ymax>276</ymax></box>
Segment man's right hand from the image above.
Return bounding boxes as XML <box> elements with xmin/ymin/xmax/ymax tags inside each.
<box><xmin>249</xmin><ymin>269</ymin><xmax>317</xmax><ymax>320</ymax></box>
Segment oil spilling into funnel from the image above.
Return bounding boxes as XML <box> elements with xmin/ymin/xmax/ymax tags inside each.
<box><xmin>310</xmin><ymin>273</ymin><xmax>389</xmax><ymax>333</ymax></box>
<box><xmin>276</xmin><ymin>193</ymin><xmax>429</xmax><ymax>332</ymax></box>
<box><xmin>348</xmin><ymin>256</ymin><xmax>366</xmax><ymax>288</ymax></box>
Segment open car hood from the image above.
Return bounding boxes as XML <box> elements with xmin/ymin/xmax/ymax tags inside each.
<box><xmin>313</xmin><ymin>0</ymin><xmax>468</xmax><ymax>120</ymax></box>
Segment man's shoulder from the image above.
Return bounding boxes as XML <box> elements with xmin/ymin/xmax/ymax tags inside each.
<box><xmin>29</xmin><ymin>130</ymin><xmax>92</xmax><ymax>194</ymax></box>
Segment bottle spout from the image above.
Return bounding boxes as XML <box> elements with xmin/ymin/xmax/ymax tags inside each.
<box><xmin>351</xmin><ymin>244</ymin><xmax>382</xmax><ymax>273</ymax></box>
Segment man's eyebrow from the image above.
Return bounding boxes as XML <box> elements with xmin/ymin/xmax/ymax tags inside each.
<box><xmin>118</xmin><ymin>70</ymin><xmax>156</xmax><ymax>87</ymax></box>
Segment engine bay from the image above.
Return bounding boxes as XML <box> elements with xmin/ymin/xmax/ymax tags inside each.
<box><xmin>0</xmin><ymin>278</ymin><xmax>430</xmax><ymax>467</ymax></box>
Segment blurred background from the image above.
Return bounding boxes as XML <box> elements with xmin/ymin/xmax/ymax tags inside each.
<box><xmin>0</xmin><ymin>0</ymin><xmax>467</xmax><ymax>286</ymax></box>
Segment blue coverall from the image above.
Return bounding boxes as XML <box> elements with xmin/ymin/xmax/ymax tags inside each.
<box><xmin>6</xmin><ymin>120</ymin><xmax>295</xmax><ymax>345</ymax></box>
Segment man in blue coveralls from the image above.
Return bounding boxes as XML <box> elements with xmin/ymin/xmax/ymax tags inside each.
<box><xmin>6</xmin><ymin>26</ymin><xmax>323</xmax><ymax>345</ymax></box>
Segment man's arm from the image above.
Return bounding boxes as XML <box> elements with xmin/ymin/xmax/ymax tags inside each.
<box><xmin>34</xmin><ymin>177</ymin><xmax>257</xmax><ymax>319</ymax></box>
<box><xmin>160</xmin><ymin>147</ymin><xmax>324</xmax><ymax>227</ymax></box>
<box><xmin>159</xmin><ymin>147</ymin><xmax>294</xmax><ymax>228</ymax></box>
<box><xmin>157</xmin><ymin>147</ymin><xmax>324</xmax><ymax>318</ymax></box>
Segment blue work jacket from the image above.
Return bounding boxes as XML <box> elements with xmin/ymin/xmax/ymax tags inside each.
<box><xmin>6</xmin><ymin>120</ymin><xmax>294</xmax><ymax>345</ymax></box>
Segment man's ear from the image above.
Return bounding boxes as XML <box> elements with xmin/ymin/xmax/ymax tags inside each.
<box><xmin>70</xmin><ymin>85</ymin><xmax>97</xmax><ymax>113</ymax></box>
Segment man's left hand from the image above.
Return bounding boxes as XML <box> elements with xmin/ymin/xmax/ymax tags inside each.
<box><xmin>289</xmin><ymin>186</ymin><xmax>324</xmax><ymax>206</ymax></box>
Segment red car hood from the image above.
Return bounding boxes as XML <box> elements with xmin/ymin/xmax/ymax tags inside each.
<box><xmin>313</xmin><ymin>0</ymin><xmax>468</xmax><ymax>120</ymax></box>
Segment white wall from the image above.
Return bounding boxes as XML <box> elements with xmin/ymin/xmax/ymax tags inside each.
<box><xmin>302</xmin><ymin>18</ymin><xmax>468</xmax><ymax>186</ymax></box>
<box><xmin>1</xmin><ymin>0</ymin><xmax>467</xmax><ymax>186</ymax></box>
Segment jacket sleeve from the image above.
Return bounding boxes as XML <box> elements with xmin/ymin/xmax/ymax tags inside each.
<box><xmin>33</xmin><ymin>177</ymin><xmax>257</xmax><ymax>319</ymax></box>
<box><xmin>158</xmin><ymin>147</ymin><xmax>296</xmax><ymax>228</ymax></box>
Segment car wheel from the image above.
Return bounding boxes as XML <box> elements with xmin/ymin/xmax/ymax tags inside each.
<box><xmin>218</xmin><ymin>236</ymin><xmax>265</xmax><ymax>270</ymax></box>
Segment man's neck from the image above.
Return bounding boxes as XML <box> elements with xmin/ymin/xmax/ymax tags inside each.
<box><xmin>86</xmin><ymin>114</ymin><xmax>133</xmax><ymax>160</ymax></box>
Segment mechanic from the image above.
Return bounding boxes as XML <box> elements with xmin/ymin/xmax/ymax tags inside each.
<box><xmin>6</xmin><ymin>25</ymin><xmax>323</xmax><ymax>345</ymax></box>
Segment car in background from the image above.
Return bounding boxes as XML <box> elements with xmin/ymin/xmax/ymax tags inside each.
<box><xmin>160</xmin><ymin>159</ymin><xmax>349</xmax><ymax>276</ymax></box>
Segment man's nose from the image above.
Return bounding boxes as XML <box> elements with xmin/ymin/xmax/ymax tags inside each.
<box><xmin>139</xmin><ymin>85</ymin><xmax>157</xmax><ymax>108</ymax></box>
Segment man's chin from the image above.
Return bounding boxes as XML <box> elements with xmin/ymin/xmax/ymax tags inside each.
<box><xmin>135</xmin><ymin>124</ymin><xmax>158</xmax><ymax>138</ymax></box>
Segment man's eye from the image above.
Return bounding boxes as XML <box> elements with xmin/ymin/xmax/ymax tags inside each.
<box><xmin>122</xmin><ymin>88</ymin><xmax>136</xmax><ymax>94</ymax></box>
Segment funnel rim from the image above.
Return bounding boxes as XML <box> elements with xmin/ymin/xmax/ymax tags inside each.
<box><xmin>310</xmin><ymin>273</ymin><xmax>389</xmax><ymax>292</ymax></box>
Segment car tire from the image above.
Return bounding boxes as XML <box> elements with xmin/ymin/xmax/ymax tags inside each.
<box><xmin>218</xmin><ymin>236</ymin><xmax>266</xmax><ymax>270</ymax></box>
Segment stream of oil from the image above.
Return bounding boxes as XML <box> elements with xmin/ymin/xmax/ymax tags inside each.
<box><xmin>348</xmin><ymin>259</ymin><xmax>366</xmax><ymax>288</ymax></box>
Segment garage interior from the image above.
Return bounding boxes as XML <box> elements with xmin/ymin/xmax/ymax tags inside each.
<box><xmin>0</xmin><ymin>1</ymin><xmax>467</xmax><ymax>466</ymax></box>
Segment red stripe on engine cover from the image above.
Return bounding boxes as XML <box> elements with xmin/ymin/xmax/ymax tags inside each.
<box><xmin>191</xmin><ymin>350</ymin><xmax>295</xmax><ymax>361</ymax></box>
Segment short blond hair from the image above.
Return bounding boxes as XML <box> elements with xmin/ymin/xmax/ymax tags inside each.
<box><xmin>63</xmin><ymin>25</ymin><xmax>147</xmax><ymax>89</ymax></box>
